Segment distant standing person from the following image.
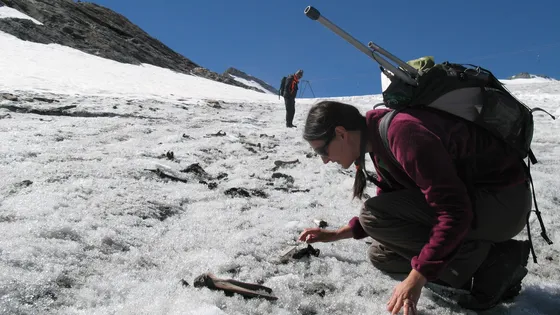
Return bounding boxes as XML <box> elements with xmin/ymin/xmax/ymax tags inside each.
<box><xmin>282</xmin><ymin>69</ymin><xmax>303</xmax><ymax>128</ymax></box>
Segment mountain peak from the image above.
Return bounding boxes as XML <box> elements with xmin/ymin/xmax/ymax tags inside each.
<box><xmin>508</xmin><ymin>72</ymin><xmax>557</xmax><ymax>81</ymax></box>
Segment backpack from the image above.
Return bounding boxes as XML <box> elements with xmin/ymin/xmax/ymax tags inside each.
<box><xmin>279</xmin><ymin>76</ymin><xmax>287</xmax><ymax>98</ymax></box>
<box><xmin>379</xmin><ymin>58</ymin><xmax>551</xmax><ymax>163</ymax></box>
<box><xmin>377</xmin><ymin>57</ymin><xmax>556</xmax><ymax>262</ymax></box>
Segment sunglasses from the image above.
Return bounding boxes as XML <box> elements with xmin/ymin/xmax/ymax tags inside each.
<box><xmin>314</xmin><ymin>136</ymin><xmax>334</xmax><ymax>157</ymax></box>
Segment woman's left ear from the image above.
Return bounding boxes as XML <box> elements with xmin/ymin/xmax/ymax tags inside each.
<box><xmin>334</xmin><ymin>126</ymin><xmax>347</xmax><ymax>140</ymax></box>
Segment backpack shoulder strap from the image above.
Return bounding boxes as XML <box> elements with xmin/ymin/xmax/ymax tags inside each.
<box><xmin>377</xmin><ymin>110</ymin><xmax>417</xmax><ymax>190</ymax></box>
<box><xmin>378</xmin><ymin>110</ymin><xmax>401</xmax><ymax>170</ymax></box>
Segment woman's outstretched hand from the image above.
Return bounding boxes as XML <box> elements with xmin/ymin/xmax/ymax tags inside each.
<box><xmin>298</xmin><ymin>224</ymin><xmax>354</xmax><ymax>243</ymax></box>
<box><xmin>386</xmin><ymin>269</ymin><xmax>426</xmax><ymax>315</ymax></box>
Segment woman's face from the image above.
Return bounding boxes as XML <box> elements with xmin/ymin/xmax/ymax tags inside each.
<box><xmin>308</xmin><ymin>126</ymin><xmax>357</xmax><ymax>169</ymax></box>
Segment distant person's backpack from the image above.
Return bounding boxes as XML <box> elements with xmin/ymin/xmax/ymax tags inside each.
<box><xmin>377</xmin><ymin>56</ymin><xmax>556</xmax><ymax>262</ymax></box>
<box><xmin>279</xmin><ymin>76</ymin><xmax>287</xmax><ymax>98</ymax></box>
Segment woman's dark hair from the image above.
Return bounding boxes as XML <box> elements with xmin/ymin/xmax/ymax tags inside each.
<box><xmin>303</xmin><ymin>101</ymin><xmax>369</xmax><ymax>199</ymax></box>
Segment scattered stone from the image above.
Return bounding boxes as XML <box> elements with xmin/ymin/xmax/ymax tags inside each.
<box><xmin>271</xmin><ymin>172</ymin><xmax>294</xmax><ymax>184</ymax></box>
<box><xmin>32</xmin><ymin>97</ymin><xmax>59</xmax><ymax>103</ymax></box>
<box><xmin>245</xmin><ymin>147</ymin><xmax>257</xmax><ymax>154</ymax></box>
<box><xmin>303</xmin><ymin>283</ymin><xmax>335</xmax><ymax>298</ymax></box>
<box><xmin>0</xmin><ymin>104</ymin><xmax>85</xmax><ymax>117</ymax></box>
<box><xmin>279</xmin><ymin>244</ymin><xmax>321</xmax><ymax>264</ymax></box>
<box><xmin>272</xmin><ymin>159</ymin><xmax>300</xmax><ymax>171</ymax></box>
<box><xmin>180</xmin><ymin>279</ymin><xmax>190</xmax><ymax>287</ymax></box>
<box><xmin>56</xmin><ymin>274</ymin><xmax>74</xmax><ymax>289</ymax></box>
<box><xmin>266</xmin><ymin>143</ymin><xmax>279</xmax><ymax>150</ymax></box>
<box><xmin>161</xmin><ymin>151</ymin><xmax>174</xmax><ymax>160</ymax></box>
<box><xmin>313</xmin><ymin>219</ymin><xmax>328</xmax><ymax>228</ymax></box>
<box><xmin>216</xmin><ymin>173</ymin><xmax>228</xmax><ymax>180</ymax></box>
<box><xmin>274</xmin><ymin>159</ymin><xmax>299</xmax><ymax>166</ymax></box>
<box><xmin>0</xmin><ymin>215</ymin><xmax>16</xmax><ymax>223</ymax></box>
<box><xmin>181</xmin><ymin>163</ymin><xmax>211</xmax><ymax>180</ymax></box>
<box><xmin>145</xmin><ymin>201</ymin><xmax>183</xmax><ymax>221</ymax></box>
<box><xmin>0</xmin><ymin>93</ymin><xmax>18</xmax><ymax>101</ymax></box>
<box><xmin>273</xmin><ymin>188</ymin><xmax>310</xmax><ymax>193</ymax></box>
<box><xmin>206</xmin><ymin>100</ymin><xmax>223</xmax><ymax>108</ymax></box>
<box><xmin>146</xmin><ymin>168</ymin><xmax>187</xmax><ymax>183</ymax></box>
<box><xmin>200</xmin><ymin>148</ymin><xmax>223</xmax><ymax>155</ymax></box>
<box><xmin>205</xmin><ymin>130</ymin><xmax>226</xmax><ymax>137</ymax></box>
<box><xmin>242</xmin><ymin>141</ymin><xmax>261</xmax><ymax>148</ymax></box>
<box><xmin>251</xmin><ymin>189</ymin><xmax>268</xmax><ymax>198</ymax></box>
<box><xmin>292</xmin><ymin>245</ymin><xmax>320</xmax><ymax>259</ymax></box>
<box><xmin>298</xmin><ymin>305</ymin><xmax>318</xmax><ymax>315</ymax></box>
<box><xmin>224</xmin><ymin>187</ymin><xmax>268</xmax><ymax>198</ymax></box>
<box><xmin>226</xmin><ymin>266</ymin><xmax>241</xmax><ymax>275</ymax></box>
<box><xmin>225</xmin><ymin>187</ymin><xmax>250</xmax><ymax>198</ymax></box>
<box><xmin>14</xmin><ymin>180</ymin><xmax>33</xmax><ymax>188</ymax></box>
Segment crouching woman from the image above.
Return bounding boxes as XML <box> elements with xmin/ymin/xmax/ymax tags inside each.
<box><xmin>299</xmin><ymin>100</ymin><xmax>531</xmax><ymax>313</ymax></box>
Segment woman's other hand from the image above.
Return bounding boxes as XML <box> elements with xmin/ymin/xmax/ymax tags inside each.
<box><xmin>298</xmin><ymin>224</ymin><xmax>353</xmax><ymax>243</ymax></box>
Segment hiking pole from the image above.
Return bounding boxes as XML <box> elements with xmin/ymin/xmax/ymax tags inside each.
<box><xmin>299</xmin><ymin>80</ymin><xmax>316</xmax><ymax>98</ymax></box>
<box><xmin>299</xmin><ymin>82</ymin><xmax>307</xmax><ymax>98</ymax></box>
<box><xmin>304</xmin><ymin>6</ymin><xmax>418</xmax><ymax>86</ymax></box>
<box><xmin>306</xmin><ymin>80</ymin><xmax>316</xmax><ymax>97</ymax></box>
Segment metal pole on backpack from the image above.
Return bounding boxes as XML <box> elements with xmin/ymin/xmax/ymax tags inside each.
<box><xmin>304</xmin><ymin>6</ymin><xmax>419</xmax><ymax>86</ymax></box>
<box><xmin>367</xmin><ymin>41</ymin><xmax>423</xmax><ymax>78</ymax></box>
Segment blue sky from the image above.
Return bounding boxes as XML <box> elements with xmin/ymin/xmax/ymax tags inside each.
<box><xmin>89</xmin><ymin>0</ymin><xmax>560</xmax><ymax>98</ymax></box>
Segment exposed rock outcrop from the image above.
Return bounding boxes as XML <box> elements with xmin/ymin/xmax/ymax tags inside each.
<box><xmin>224</xmin><ymin>67</ymin><xmax>278</xmax><ymax>94</ymax></box>
<box><xmin>0</xmin><ymin>0</ymin><xmax>267</xmax><ymax>92</ymax></box>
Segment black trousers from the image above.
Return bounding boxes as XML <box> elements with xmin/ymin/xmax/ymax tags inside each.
<box><xmin>284</xmin><ymin>97</ymin><xmax>295</xmax><ymax>126</ymax></box>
